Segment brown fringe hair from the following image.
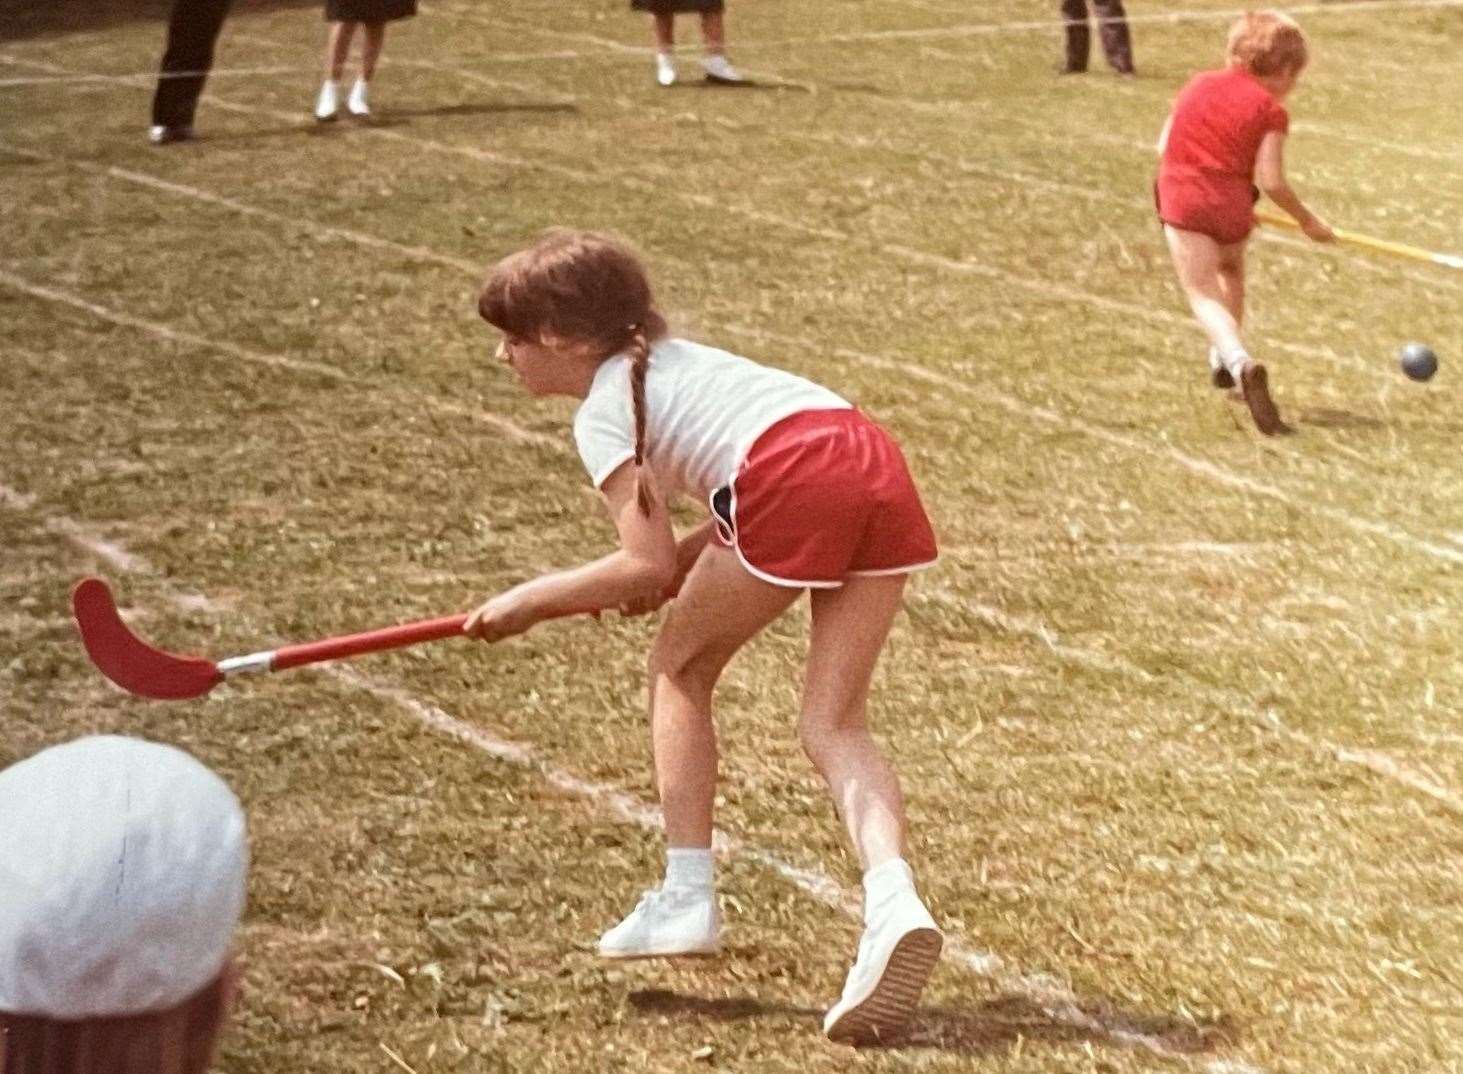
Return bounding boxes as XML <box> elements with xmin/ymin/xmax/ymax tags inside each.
<box><xmin>478</xmin><ymin>229</ymin><xmax>669</xmax><ymax>515</ymax></box>
<box><xmin>1226</xmin><ymin>10</ymin><xmax>1308</xmax><ymax>78</ymax></box>
<box><xmin>0</xmin><ymin>970</ymin><xmax>232</xmax><ymax>1074</ymax></box>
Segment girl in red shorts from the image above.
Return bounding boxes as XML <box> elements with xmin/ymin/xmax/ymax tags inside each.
<box><xmin>466</xmin><ymin>229</ymin><xmax>941</xmax><ymax>1045</ymax></box>
<box><xmin>1156</xmin><ymin>10</ymin><xmax>1333</xmax><ymax>434</ymax></box>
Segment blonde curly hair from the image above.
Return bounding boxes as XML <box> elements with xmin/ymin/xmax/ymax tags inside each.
<box><xmin>1226</xmin><ymin>10</ymin><xmax>1308</xmax><ymax>78</ymax></box>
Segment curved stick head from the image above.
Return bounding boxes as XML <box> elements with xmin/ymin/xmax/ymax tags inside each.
<box><xmin>71</xmin><ymin>578</ymin><xmax>222</xmax><ymax>701</ymax></box>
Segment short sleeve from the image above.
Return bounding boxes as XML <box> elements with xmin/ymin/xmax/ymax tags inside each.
<box><xmin>1263</xmin><ymin>100</ymin><xmax>1289</xmax><ymax>136</ymax></box>
<box><xmin>572</xmin><ymin>364</ymin><xmax>637</xmax><ymax>489</ymax></box>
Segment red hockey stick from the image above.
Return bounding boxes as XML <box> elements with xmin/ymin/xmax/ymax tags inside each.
<box><xmin>71</xmin><ymin>577</ymin><xmax>612</xmax><ymax>701</ymax></box>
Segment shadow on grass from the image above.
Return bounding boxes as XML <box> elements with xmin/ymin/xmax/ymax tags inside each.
<box><xmin>367</xmin><ymin>101</ymin><xmax>580</xmax><ymax>121</ymax></box>
<box><xmin>1294</xmin><ymin>407</ymin><xmax>1386</xmax><ymax>430</ymax></box>
<box><xmin>0</xmin><ymin>0</ymin><xmax>317</xmax><ymax>45</ymax></box>
<box><xmin>628</xmin><ymin>988</ymin><xmax>1239</xmax><ymax>1058</ymax></box>
<box><xmin>663</xmin><ymin>78</ymin><xmax>811</xmax><ymax>94</ymax></box>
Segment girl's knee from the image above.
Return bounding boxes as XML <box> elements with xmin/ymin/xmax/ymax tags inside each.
<box><xmin>649</xmin><ymin>631</ymin><xmax>723</xmax><ymax>695</ymax></box>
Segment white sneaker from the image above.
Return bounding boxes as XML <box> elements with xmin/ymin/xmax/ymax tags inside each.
<box><xmin>597</xmin><ymin>887</ymin><xmax>720</xmax><ymax>959</ymax></box>
<box><xmin>314</xmin><ymin>80</ymin><xmax>339</xmax><ymax>122</ymax></box>
<box><xmin>655</xmin><ymin>53</ymin><xmax>677</xmax><ymax>87</ymax></box>
<box><xmin>823</xmin><ymin>888</ymin><xmax>942</xmax><ymax>1045</ymax></box>
<box><xmin>701</xmin><ymin>54</ymin><xmax>745</xmax><ymax>84</ymax></box>
<box><xmin>347</xmin><ymin>78</ymin><xmax>370</xmax><ymax>117</ymax></box>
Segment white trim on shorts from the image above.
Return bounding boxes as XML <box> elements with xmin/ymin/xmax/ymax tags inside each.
<box><xmin>709</xmin><ymin>478</ymin><xmax>933</xmax><ymax>590</ymax></box>
<box><xmin>848</xmin><ymin>557</ymin><xmax>941</xmax><ymax>578</ymax></box>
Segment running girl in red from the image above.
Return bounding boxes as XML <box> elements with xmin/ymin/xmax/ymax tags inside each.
<box><xmin>465</xmin><ymin>230</ymin><xmax>942</xmax><ymax>1044</ymax></box>
<box><xmin>1156</xmin><ymin>10</ymin><xmax>1333</xmax><ymax>434</ymax></box>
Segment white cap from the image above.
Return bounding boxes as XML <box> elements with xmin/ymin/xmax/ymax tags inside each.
<box><xmin>0</xmin><ymin>735</ymin><xmax>248</xmax><ymax>1019</ymax></box>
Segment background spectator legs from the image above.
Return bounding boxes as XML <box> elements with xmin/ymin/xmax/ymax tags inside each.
<box><xmin>150</xmin><ymin>0</ymin><xmax>235</xmax><ymax>134</ymax></box>
<box><xmin>1060</xmin><ymin>0</ymin><xmax>1135</xmax><ymax>75</ymax></box>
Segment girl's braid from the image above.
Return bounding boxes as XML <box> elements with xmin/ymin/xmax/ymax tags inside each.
<box><xmin>627</xmin><ymin>323</ymin><xmax>653</xmax><ymax>516</ymax></box>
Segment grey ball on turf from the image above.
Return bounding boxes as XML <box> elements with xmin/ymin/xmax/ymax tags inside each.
<box><xmin>1399</xmin><ymin>342</ymin><xmax>1438</xmax><ymax>382</ymax></box>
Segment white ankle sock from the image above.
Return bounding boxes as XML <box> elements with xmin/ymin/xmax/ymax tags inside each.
<box><xmin>862</xmin><ymin>858</ymin><xmax>916</xmax><ymax>916</ymax></box>
<box><xmin>664</xmin><ymin>847</ymin><xmax>714</xmax><ymax>891</ymax></box>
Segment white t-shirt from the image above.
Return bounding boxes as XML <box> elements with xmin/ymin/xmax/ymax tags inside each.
<box><xmin>573</xmin><ymin>338</ymin><xmax>851</xmax><ymax>500</ymax></box>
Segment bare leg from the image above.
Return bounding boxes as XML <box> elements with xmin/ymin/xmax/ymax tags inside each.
<box><xmin>1164</xmin><ymin>224</ymin><xmax>1245</xmax><ymax>360</ymax></box>
<box><xmin>652</xmin><ymin>12</ymin><xmax>675</xmax><ymax>50</ymax></box>
<box><xmin>648</xmin><ymin>546</ymin><xmax>800</xmax><ymax>847</ymax></box>
<box><xmin>359</xmin><ymin>21</ymin><xmax>386</xmax><ymax>80</ymax></box>
<box><xmin>1216</xmin><ymin>238</ymin><xmax>1247</xmax><ymax>329</ymax></box>
<box><xmin>800</xmin><ymin>574</ymin><xmax>910</xmax><ymax>871</ymax></box>
<box><xmin>1167</xmin><ymin>226</ymin><xmax>1286</xmax><ymax>433</ymax></box>
<box><xmin>325</xmin><ymin>21</ymin><xmax>356</xmax><ymax>81</ymax></box>
<box><xmin>700</xmin><ymin>10</ymin><xmax>726</xmax><ymax>54</ymax></box>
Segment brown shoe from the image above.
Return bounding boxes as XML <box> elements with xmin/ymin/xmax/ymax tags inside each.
<box><xmin>1239</xmin><ymin>360</ymin><xmax>1289</xmax><ymax>435</ymax></box>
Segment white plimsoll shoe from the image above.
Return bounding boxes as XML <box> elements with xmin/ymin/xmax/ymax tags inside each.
<box><xmin>655</xmin><ymin>53</ymin><xmax>677</xmax><ymax>87</ymax></box>
<box><xmin>823</xmin><ymin>888</ymin><xmax>942</xmax><ymax>1045</ymax></box>
<box><xmin>347</xmin><ymin>78</ymin><xmax>370</xmax><ymax>117</ymax></box>
<box><xmin>598</xmin><ymin>887</ymin><xmax>721</xmax><ymax>959</ymax></box>
<box><xmin>314</xmin><ymin>79</ymin><xmax>339</xmax><ymax>122</ymax></box>
<box><xmin>701</xmin><ymin>54</ymin><xmax>745</xmax><ymax>84</ymax></box>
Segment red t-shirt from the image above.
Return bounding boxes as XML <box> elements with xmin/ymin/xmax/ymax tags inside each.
<box><xmin>1160</xmin><ymin>67</ymin><xmax>1289</xmax><ymax>195</ymax></box>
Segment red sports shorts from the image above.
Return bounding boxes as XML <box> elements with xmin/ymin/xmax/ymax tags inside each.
<box><xmin>1154</xmin><ymin>176</ymin><xmax>1259</xmax><ymax>246</ymax></box>
<box><xmin>709</xmin><ymin>408</ymin><xmax>938</xmax><ymax>588</ymax></box>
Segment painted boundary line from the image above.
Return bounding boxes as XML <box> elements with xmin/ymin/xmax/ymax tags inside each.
<box><xmin>0</xmin><ymin>266</ymin><xmax>559</xmax><ymax>452</ymax></box>
<box><xmin>5</xmin><ymin>255</ymin><xmax>1459</xmax><ymax>810</ymax></box>
<box><xmin>0</xmin><ymin>482</ymin><xmax>1261</xmax><ymax>1073</ymax></box>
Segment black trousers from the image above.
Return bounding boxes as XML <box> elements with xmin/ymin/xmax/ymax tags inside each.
<box><xmin>151</xmin><ymin>0</ymin><xmax>235</xmax><ymax>128</ymax></box>
<box><xmin>1060</xmin><ymin>0</ymin><xmax>1134</xmax><ymax>73</ymax></box>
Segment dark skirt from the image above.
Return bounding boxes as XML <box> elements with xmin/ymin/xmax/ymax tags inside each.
<box><xmin>631</xmin><ymin>0</ymin><xmax>724</xmax><ymax>12</ymax></box>
<box><xmin>326</xmin><ymin>0</ymin><xmax>415</xmax><ymax>22</ymax></box>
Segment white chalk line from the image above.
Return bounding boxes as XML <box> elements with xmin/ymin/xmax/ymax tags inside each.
<box><xmin>0</xmin><ymin>64</ymin><xmax>301</xmax><ymax>87</ymax></box>
<box><xmin>0</xmin><ymin>265</ymin><xmax>557</xmax><ymax>451</ymax></box>
<box><xmin>777</xmin><ymin>125</ymin><xmax>1463</xmax><ymax>297</ymax></box>
<box><xmin>5</xmin><ymin>224</ymin><xmax>1458</xmax><ymax>812</ymax></box>
<box><xmin>0</xmin><ymin>482</ymin><xmax>1260</xmax><ymax>1072</ymax></box>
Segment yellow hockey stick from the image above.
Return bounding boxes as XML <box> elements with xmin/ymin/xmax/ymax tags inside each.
<box><xmin>1256</xmin><ymin>209</ymin><xmax>1463</xmax><ymax>271</ymax></box>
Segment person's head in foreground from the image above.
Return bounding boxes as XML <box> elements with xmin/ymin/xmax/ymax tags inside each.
<box><xmin>0</xmin><ymin>735</ymin><xmax>248</xmax><ymax>1074</ymax></box>
<box><xmin>1227</xmin><ymin>10</ymin><xmax>1308</xmax><ymax>95</ymax></box>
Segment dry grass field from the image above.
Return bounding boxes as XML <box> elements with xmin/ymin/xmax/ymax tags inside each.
<box><xmin>2</xmin><ymin>1</ymin><xmax>1461</xmax><ymax>1071</ymax></box>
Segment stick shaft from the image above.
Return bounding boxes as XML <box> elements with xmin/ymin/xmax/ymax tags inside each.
<box><xmin>267</xmin><ymin>604</ymin><xmax>604</xmax><ymax>673</ymax></box>
<box><xmin>1256</xmin><ymin>209</ymin><xmax>1460</xmax><ymax>269</ymax></box>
